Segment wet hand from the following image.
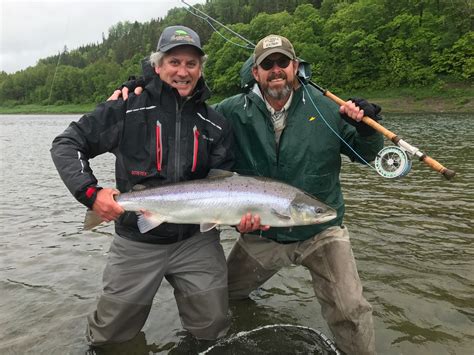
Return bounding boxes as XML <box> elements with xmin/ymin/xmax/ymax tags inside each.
<box><xmin>92</xmin><ymin>188</ymin><xmax>124</xmax><ymax>222</ymax></box>
<box><xmin>236</xmin><ymin>213</ymin><xmax>270</xmax><ymax>234</ymax></box>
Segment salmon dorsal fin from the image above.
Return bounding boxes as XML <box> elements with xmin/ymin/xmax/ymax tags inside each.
<box><xmin>206</xmin><ymin>169</ymin><xmax>235</xmax><ymax>179</ymax></box>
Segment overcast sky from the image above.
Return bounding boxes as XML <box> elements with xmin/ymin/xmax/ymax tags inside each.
<box><xmin>0</xmin><ymin>0</ymin><xmax>205</xmax><ymax>74</ymax></box>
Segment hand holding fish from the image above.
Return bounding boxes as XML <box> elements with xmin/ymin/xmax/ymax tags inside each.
<box><xmin>92</xmin><ymin>188</ymin><xmax>124</xmax><ymax>222</ymax></box>
<box><xmin>237</xmin><ymin>213</ymin><xmax>270</xmax><ymax>234</ymax></box>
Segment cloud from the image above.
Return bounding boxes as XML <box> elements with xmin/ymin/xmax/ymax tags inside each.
<box><xmin>0</xmin><ymin>0</ymin><xmax>204</xmax><ymax>73</ymax></box>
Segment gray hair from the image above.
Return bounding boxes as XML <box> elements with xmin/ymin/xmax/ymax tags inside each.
<box><xmin>149</xmin><ymin>50</ymin><xmax>207</xmax><ymax>68</ymax></box>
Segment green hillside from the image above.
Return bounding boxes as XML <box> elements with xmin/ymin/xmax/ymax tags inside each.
<box><xmin>1</xmin><ymin>0</ymin><xmax>472</xmax><ymax>113</ymax></box>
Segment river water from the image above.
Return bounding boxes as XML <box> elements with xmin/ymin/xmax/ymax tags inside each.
<box><xmin>0</xmin><ymin>113</ymin><xmax>472</xmax><ymax>354</ymax></box>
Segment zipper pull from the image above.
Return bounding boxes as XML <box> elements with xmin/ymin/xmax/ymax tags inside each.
<box><xmin>192</xmin><ymin>125</ymin><xmax>200</xmax><ymax>172</ymax></box>
<box><xmin>156</xmin><ymin>120</ymin><xmax>162</xmax><ymax>172</ymax></box>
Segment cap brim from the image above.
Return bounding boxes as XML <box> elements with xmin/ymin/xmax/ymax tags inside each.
<box><xmin>160</xmin><ymin>42</ymin><xmax>204</xmax><ymax>55</ymax></box>
<box><xmin>255</xmin><ymin>49</ymin><xmax>294</xmax><ymax>65</ymax></box>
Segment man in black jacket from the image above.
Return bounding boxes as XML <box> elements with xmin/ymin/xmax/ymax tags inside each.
<box><xmin>51</xmin><ymin>25</ymin><xmax>234</xmax><ymax>346</ymax></box>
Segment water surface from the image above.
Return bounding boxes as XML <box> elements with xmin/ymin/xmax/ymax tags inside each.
<box><xmin>0</xmin><ymin>113</ymin><xmax>472</xmax><ymax>354</ymax></box>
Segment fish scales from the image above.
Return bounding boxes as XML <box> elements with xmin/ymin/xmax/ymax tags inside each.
<box><xmin>85</xmin><ymin>171</ymin><xmax>337</xmax><ymax>233</ymax></box>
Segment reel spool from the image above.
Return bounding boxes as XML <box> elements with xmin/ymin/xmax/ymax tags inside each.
<box><xmin>374</xmin><ymin>146</ymin><xmax>412</xmax><ymax>178</ymax></box>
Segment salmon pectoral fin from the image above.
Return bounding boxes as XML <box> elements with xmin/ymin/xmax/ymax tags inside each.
<box><xmin>136</xmin><ymin>212</ymin><xmax>166</xmax><ymax>234</ymax></box>
<box><xmin>200</xmin><ymin>223</ymin><xmax>218</xmax><ymax>233</ymax></box>
<box><xmin>271</xmin><ymin>208</ymin><xmax>291</xmax><ymax>220</ymax></box>
<box><xmin>83</xmin><ymin>209</ymin><xmax>104</xmax><ymax>230</ymax></box>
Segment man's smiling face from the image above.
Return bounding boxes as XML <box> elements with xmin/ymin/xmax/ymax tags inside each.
<box><xmin>252</xmin><ymin>53</ymin><xmax>298</xmax><ymax>101</ymax></box>
<box><xmin>155</xmin><ymin>46</ymin><xmax>202</xmax><ymax>97</ymax></box>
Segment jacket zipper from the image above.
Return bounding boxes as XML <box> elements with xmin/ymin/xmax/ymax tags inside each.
<box><xmin>192</xmin><ymin>125</ymin><xmax>199</xmax><ymax>172</ymax></box>
<box><xmin>174</xmin><ymin>96</ymin><xmax>193</xmax><ymax>181</ymax></box>
<box><xmin>174</xmin><ymin>94</ymin><xmax>195</xmax><ymax>241</ymax></box>
<box><xmin>174</xmin><ymin>98</ymin><xmax>185</xmax><ymax>241</ymax></box>
<box><xmin>156</xmin><ymin>120</ymin><xmax>162</xmax><ymax>172</ymax></box>
<box><xmin>174</xmin><ymin>100</ymin><xmax>182</xmax><ymax>183</ymax></box>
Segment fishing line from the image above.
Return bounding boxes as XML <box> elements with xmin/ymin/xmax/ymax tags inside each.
<box><xmin>47</xmin><ymin>50</ymin><xmax>64</xmax><ymax>110</ymax></box>
<box><xmin>297</xmin><ymin>76</ymin><xmax>378</xmax><ymax>173</ymax></box>
<box><xmin>182</xmin><ymin>6</ymin><xmax>254</xmax><ymax>50</ymax></box>
<box><xmin>181</xmin><ymin>0</ymin><xmax>377</xmax><ymax>172</ymax></box>
<box><xmin>182</xmin><ymin>0</ymin><xmax>255</xmax><ymax>48</ymax></box>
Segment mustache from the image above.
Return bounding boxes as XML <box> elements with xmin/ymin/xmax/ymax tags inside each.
<box><xmin>267</xmin><ymin>72</ymin><xmax>287</xmax><ymax>81</ymax></box>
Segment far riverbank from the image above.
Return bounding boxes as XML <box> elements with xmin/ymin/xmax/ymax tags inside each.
<box><xmin>1</xmin><ymin>86</ymin><xmax>473</xmax><ymax>115</ymax></box>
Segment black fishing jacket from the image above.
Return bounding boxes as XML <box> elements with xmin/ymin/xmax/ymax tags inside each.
<box><xmin>51</xmin><ymin>75</ymin><xmax>234</xmax><ymax>244</ymax></box>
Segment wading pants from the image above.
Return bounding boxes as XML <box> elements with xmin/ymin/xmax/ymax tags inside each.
<box><xmin>227</xmin><ymin>226</ymin><xmax>375</xmax><ymax>355</ymax></box>
<box><xmin>86</xmin><ymin>230</ymin><xmax>230</xmax><ymax>346</ymax></box>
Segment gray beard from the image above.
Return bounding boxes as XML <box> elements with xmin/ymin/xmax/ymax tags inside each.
<box><xmin>265</xmin><ymin>84</ymin><xmax>292</xmax><ymax>101</ymax></box>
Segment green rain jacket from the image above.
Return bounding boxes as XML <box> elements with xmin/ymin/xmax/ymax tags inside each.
<box><xmin>214</xmin><ymin>82</ymin><xmax>383</xmax><ymax>242</ymax></box>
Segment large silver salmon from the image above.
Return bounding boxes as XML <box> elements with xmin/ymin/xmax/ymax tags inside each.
<box><xmin>84</xmin><ymin>170</ymin><xmax>337</xmax><ymax>233</ymax></box>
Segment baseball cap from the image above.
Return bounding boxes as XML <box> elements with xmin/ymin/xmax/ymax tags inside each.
<box><xmin>253</xmin><ymin>35</ymin><xmax>296</xmax><ymax>65</ymax></box>
<box><xmin>157</xmin><ymin>25</ymin><xmax>204</xmax><ymax>55</ymax></box>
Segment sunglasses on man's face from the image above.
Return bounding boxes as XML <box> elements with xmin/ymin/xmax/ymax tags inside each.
<box><xmin>259</xmin><ymin>57</ymin><xmax>291</xmax><ymax>70</ymax></box>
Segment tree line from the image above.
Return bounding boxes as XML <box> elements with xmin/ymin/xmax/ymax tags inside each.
<box><xmin>0</xmin><ymin>0</ymin><xmax>472</xmax><ymax>106</ymax></box>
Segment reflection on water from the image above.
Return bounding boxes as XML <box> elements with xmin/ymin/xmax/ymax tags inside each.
<box><xmin>0</xmin><ymin>114</ymin><xmax>473</xmax><ymax>354</ymax></box>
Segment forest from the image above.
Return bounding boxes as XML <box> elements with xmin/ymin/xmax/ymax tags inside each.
<box><xmin>0</xmin><ymin>0</ymin><xmax>472</xmax><ymax>107</ymax></box>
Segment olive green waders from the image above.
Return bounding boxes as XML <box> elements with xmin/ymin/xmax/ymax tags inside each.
<box><xmin>86</xmin><ymin>230</ymin><xmax>230</xmax><ymax>345</ymax></box>
<box><xmin>227</xmin><ymin>225</ymin><xmax>376</xmax><ymax>355</ymax></box>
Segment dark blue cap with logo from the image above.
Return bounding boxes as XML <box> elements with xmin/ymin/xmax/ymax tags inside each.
<box><xmin>157</xmin><ymin>25</ymin><xmax>204</xmax><ymax>55</ymax></box>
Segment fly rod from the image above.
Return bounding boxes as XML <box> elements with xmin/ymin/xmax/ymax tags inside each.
<box><xmin>308</xmin><ymin>81</ymin><xmax>456</xmax><ymax>180</ymax></box>
<box><xmin>181</xmin><ymin>0</ymin><xmax>456</xmax><ymax>180</ymax></box>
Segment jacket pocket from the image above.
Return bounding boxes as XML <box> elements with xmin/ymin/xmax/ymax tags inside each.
<box><xmin>120</xmin><ymin>112</ymin><xmax>167</xmax><ymax>185</ymax></box>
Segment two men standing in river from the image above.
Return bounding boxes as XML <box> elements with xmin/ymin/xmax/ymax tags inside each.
<box><xmin>52</xmin><ymin>25</ymin><xmax>383</xmax><ymax>354</ymax></box>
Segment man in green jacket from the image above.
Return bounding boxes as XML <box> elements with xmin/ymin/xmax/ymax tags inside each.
<box><xmin>213</xmin><ymin>35</ymin><xmax>383</xmax><ymax>355</ymax></box>
<box><xmin>113</xmin><ymin>34</ymin><xmax>383</xmax><ymax>355</ymax></box>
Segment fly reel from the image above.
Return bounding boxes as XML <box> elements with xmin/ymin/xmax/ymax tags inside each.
<box><xmin>374</xmin><ymin>146</ymin><xmax>412</xmax><ymax>178</ymax></box>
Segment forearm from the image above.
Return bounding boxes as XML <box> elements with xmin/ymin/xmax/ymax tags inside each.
<box><xmin>51</xmin><ymin>102</ymin><xmax>123</xmax><ymax>207</ymax></box>
<box><xmin>51</xmin><ymin>128</ymin><xmax>100</xmax><ymax>208</ymax></box>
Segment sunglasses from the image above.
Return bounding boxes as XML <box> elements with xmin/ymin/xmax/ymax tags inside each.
<box><xmin>259</xmin><ymin>57</ymin><xmax>291</xmax><ymax>70</ymax></box>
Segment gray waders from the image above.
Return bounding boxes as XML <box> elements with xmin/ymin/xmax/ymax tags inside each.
<box><xmin>87</xmin><ymin>230</ymin><xmax>230</xmax><ymax>345</ymax></box>
<box><xmin>227</xmin><ymin>226</ymin><xmax>376</xmax><ymax>355</ymax></box>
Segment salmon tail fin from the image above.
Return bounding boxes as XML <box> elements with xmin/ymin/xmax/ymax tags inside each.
<box><xmin>83</xmin><ymin>209</ymin><xmax>104</xmax><ymax>230</ymax></box>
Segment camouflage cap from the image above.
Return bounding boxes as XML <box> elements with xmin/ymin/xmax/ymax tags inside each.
<box><xmin>157</xmin><ymin>25</ymin><xmax>204</xmax><ymax>55</ymax></box>
<box><xmin>253</xmin><ymin>34</ymin><xmax>296</xmax><ymax>65</ymax></box>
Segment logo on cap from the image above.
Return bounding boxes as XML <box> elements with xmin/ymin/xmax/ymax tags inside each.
<box><xmin>171</xmin><ymin>30</ymin><xmax>195</xmax><ymax>44</ymax></box>
<box><xmin>262</xmin><ymin>36</ymin><xmax>283</xmax><ymax>49</ymax></box>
